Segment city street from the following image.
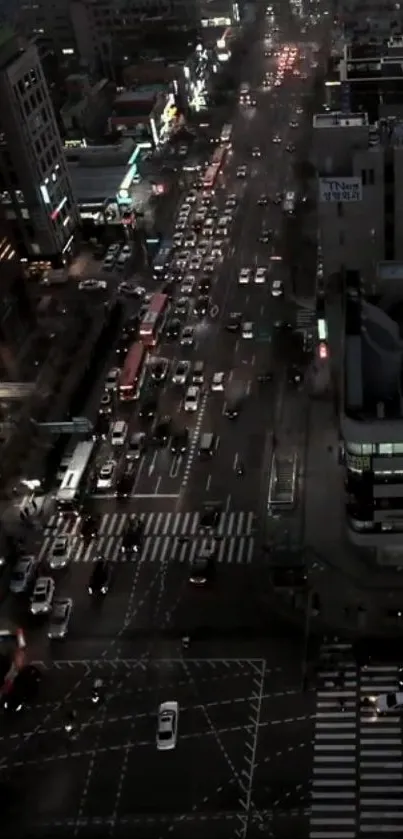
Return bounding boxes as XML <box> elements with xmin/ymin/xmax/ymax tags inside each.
<box><xmin>0</xmin><ymin>1</ymin><xmax>325</xmax><ymax>835</ymax></box>
<box><xmin>0</xmin><ymin>655</ymin><xmax>314</xmax><ymax>838</ymax></box>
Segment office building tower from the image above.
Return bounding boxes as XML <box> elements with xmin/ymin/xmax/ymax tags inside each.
<box><xmin>0</xmin><ymin>28</ymin><xmax>79</xmax><ymax>263</ymax></box>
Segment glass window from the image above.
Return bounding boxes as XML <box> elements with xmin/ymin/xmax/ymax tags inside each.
<box><xmin>362</xmin><ymin>444</ymin><xmax>373</xmax><ymax>454</ymax></box>
<box><xmin>378</xmin><ymin>444</ymin><xmax>394</xmax><ymax>454</ymax></box>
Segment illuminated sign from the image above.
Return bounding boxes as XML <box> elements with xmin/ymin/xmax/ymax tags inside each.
<box><xmin>319</xmin><ymin>177</ymin><xmax>362</xmax><ymax>203</ymax></box>
<box><xmin>346</xmin><ymin>60</ymin><xmax>403</xmax><ymax>80</ymax></box>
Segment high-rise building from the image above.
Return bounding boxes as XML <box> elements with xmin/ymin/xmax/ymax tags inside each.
<box><xmin>0</xmin><ymin>28</ymin><xmax>80</xmax><ymax>263</ymax></box>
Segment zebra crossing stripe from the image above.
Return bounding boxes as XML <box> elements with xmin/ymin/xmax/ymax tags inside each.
<box><xmin>311</xmin><ymin>644</ymin><xmax>403</xmax><ymax>839</ymax></box>
<box><xmin>46</xmin><ymin>510</ymin><xmax>256</xmax><ymax>537</ymax></box>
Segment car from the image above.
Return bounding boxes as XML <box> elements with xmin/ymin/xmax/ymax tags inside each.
<box><xmin>165</xmin><ymin>318</ymin><xmax>181</xmax><ymax>339</ymax></box>
<box><xmin>88</xmin><ymin>559</ymin><xmax>113</xmax><ymax>596</ymax></box>
<box><xmin>9</xmin><ymin>556</ymin><xmax>36</xmax><ymax>594</ymax></box>
<box><xmin>255</xmin><ymin>267</ymin><xmax>267</xmax><ymax>284</ymax></box>
<box><xmin>211</xmin><ymin>372</ymin><xmax>225</xmax><ymax>391</ymax></box>
<box><xmin>173</xmin><ymin>297</ymin><xmax>189</xmax><ymax>317</ymax></box>
<box><xmin>30</xmin><ymin>576</ymin><xmax>55</xmax><ymax>614</ymax></box>
<box><xmin>49</xmin><ymin>536</ymin><xmax>71</xmax><ymax>569</ymax></box>
<box><xmin>180</xmin><ymin>276</ymin><xmax>195</xmax><ymax>295</ymax></box>
<box><xmin>184</xmin><ymin>386</ymin><xmax>200</xmax><ymax>412</ymax></box>
<box><xmin>257</xmin><ymin>194</ymin><xmax>268</xmax><ymax>206</ymax></box>
<box><xmin>47</xmin><ymin>597</ymin><xmax>73</xmax><ymax>639</ymax></box>
<box><xmin>198</xmin><ymin>277</ymin><xmax>211</xmax><ymax>294</ymax></box>
<box><xmin>184</xmin><ymin>233</ymin><xmax>197</xmax><ymax>248</ymax></box>
<box><xmin>96</xmin><ymin>460</ymin><xmax>117</xmax><ymax>491</ymax></box>
<box><xmin>187</xmin><ymin>190</ymin><xmax>197</xmax><ymax>203</ymax></box>
<box><xmin>286</xmin><ymin>143</ymin><xmax>295</xmax><ymax>153</ymax></box>
<box><xmin>102</xmin><ymin>254</ymin><xmax>115</xmax><ymax>270</ymax></box>
<box><xmin>81</xmin><ymin>513</ymin><xmax>98</xmax><ymax>540</ymax></box>
<box><xmin>273</xmin><ymin>192</ymin><xmax>282</xmax><ymax>205</ymax></box>
<box><xmin>239</xmin><ymin>268</ymin><xmax>251</xmax><ymax>285</ymax></box>
<box><xmin>150</xmin><ymin>357</ymin><xmax>169</xmax><ymax>382</ymax></box>
<box><xmin>171</xmin><ymin>427</ymin><xmax>189</xmax><ymax>454</ymax></box>
<box><xmin>78</xmin><ymin>278</ymin><xmax>107</xmax><ymax>291</ymax></box>
<box><xmin>118</xmin><ymin>281</ymin><xmax>141</xmax><ymax>296</ymax></box>
<box><xmin>290</xmin><ymin>120</ymin><xmax>298</xmax><ymax>128</ymax></box>
<box><xmin>242</xmin><ymin>321</ymin><xmax>254</xmax><ymax>339</ymax></box>
<box><xmin>272</xmin><ymin>135</ymin><xmax>282</xmax><ymax>144</ymax></box>
<box><xmin>200</xmin><ymin>503</ymin><xmax>222</xmax><ymax>530</ymax></box>
<box><xmin>193</xmin><ymin>212</ymin><xmax>206</xmax><ymax>230</ymax></box>
<box><xmin>258</xmin><ymin>227</ymin><xmax>272</xmax><ymax>243</ymax></box>
<box><xmin>121</xmin><ymin>518</ymin><xmax>145</xmax><ymax>555</ymax></box>
<box><xmin>372</xmin><ymin>692</ymin><xmax>403</xmax><ymax>715</ymax></box>
<box><xmin>162</xmin><ymin>280</ymin><xmax>175</xmax><ymax>300</ymax></box>
<box><xmin>225</xmin><ymin>312</ymin><xmax>242</xmax><ymax>332</ymax></box>
<box><xmin>99</xmin><ymin>392</ymin><xmax>113</xmax><ymax>416</ymax></box>
<box><xmin>172</xmin><ymin>359</ymin><xmax>190</xmax><ymax>385</ymax></box>
<box><xmin>173</xmin><ymin>232</ymin><xmax>184</xmax><ymax>246</ymax></box>
<box><xmin>188</xmin><ymin>254</ymin><xmax>202</xmax><ymax>272</ymax></box>
<box><xmin>271</xmin><ymin>279</ymin><xmax>283</xmax><ymax>297</ymax></box>
<box><xmin>189</xmin><ymin>554</ymin><xmax>214</xmax><ymax>586</ymax></box>
<box><xmin>211</xmin><ymin>246</ymin><xmax>222</xmax><ymax>259</ymax></box>
<box><xmin>225</xmin><ymin>195</ymin><xmax>237</xmax><ymax>209</ymax></box>
<box><xmin>288</xmin><ymin>364</ymin><xmax>302</xmax><ymax>385</ymax></box>
<box><xmin>105</xmin><ymin>367</ymin><xmax>120</xmax><ymax>391</ymax></box>
<box><xmin>252</xmin><ymin>146</ymin><xmax>261</xmax><ymax>157</ymax></box>
<box><xmin>236</xmin><ymin>165</ymin><xmax>247</xmax><ymax>178</ymax></box>
<box><xmin>3</xmin><ymin>665</ymin><xmax>42</xmax><ymax>712</ymax></box>
<box><xmin>157</xmin><ymin>701</ymin><xmax>179</xmax><ymax>751</ymax></box>
<box><xmin>152</xmin><ymin>417</ymin><xmax>171</xmax><ymax>446</ymax></box>
<box><xmin>117</xmin><ymin>461</ymin><xmax>137</xmax><ymax>497</ymax></box>
<box><xmin>180</xmin><ymin>326</ymin><xmax>194</xmax><ymax>346</ymax></box>
<box><xmin>203</xmin><ymin>258</ymin><xmax>215</xmax><ymax>274</ymax></box>
<box><xmin>197</xmin><ymin>239</ymin><xmax>209</xmax><ymax>256</ymax></box>
<box><xmin>224</xmin><ymin>398</ymin><xmax>242</xmax><ymax>419</ymax></box>
<box><xmin>127</xmin><ymin>431</ymin><xmax>146</xmax><ymax>460</ymax></box>
<box><xmin>194</xmin><ymin>296</ymin><xmax>209</xmax><ymax>317</ymax></box>
<box><xmin>139</xmin><ymin>394</ymin><xmax>158</xmax><ymax>421</ymax></box>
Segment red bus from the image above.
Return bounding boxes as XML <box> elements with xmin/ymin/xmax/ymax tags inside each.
<box><xmin>119</xmin><ymin>341</ymin><xmax>147</xmax><ymax>400</ymax></box>
<box><xmin>211</xmin><ymin>144</ymin><xmax>227</xmax><ymax>169</ymax></box>
<box><xmin>202</xmin><ymin>164</ymin><xmax>220</xmax><ymax>193</ymax></box>
<box><xmin>139</xmin><ymin>293</ymin><xmax>169</xmax><ymax>347</ymax></box>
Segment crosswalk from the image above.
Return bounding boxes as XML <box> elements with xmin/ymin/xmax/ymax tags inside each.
<box><xmin>39</xmin><ymin>511</ymin><xmax>256</xmax><ymax>565</ymax></box>
<box><xmin>310</xmin><ymin>641</ymin><xmax>403</xmax><ymax>839</ymax></box>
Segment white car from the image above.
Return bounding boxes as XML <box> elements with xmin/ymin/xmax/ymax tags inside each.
<box><xmin>172</xmin><ymin>360</ymin><xmax>190</xmax><ymax>385</ymax></box>
<box><xmin>78</xmin><ymin>279</ymin><xmax>107</xmax><ymax>291</ymax></box>
<box><xmin>157</xmin><ymin>701</ymin><xmax>179</xmax><ymax>751</ymax></box>
<box><xmin>272</xmin><ymin>135</ymin><xmax>282</xmax><ymax>144</ymax></box>
<box><xmin>187</xmin><ymin>190</ymin><xmax>198</xmax><ymax>204</ymax></box>
<box><xmin>173</xmin><ymin>232</ymin><xmax>185</xmax><ymax>246</ymax></box>
<box><xmin>180</xmin><ymin>326</ymin><xmax>194</xmax><ymax>346</ymax></box>
<box><xmin>105</xmin><ymin>367</ymin><xmax>120</xmax><ymax>391</ymax></box>
<box><xmin>197</xmin><ymin>239</ymin><xmax>209</xmax><ymax>256</ymax></box>
<box><xmin>184</xmin><ymin>386</ymin><xmax>200</xmax><ymax>412</ymax></box>
<box><xmin>211</xmin><ymin>372</ymin><xmax>225</xmax><ymax>392</ymax></box>
<box><xmin>97</xmin><ymin>460</ymin><xmax>117</xmax><ymax>490</ymax></box>
<box><xmin>373</xmin><ymin>692</ymin><xmax>403</xmax><ymax>715</ymax></box>
<box><xmin>30</xmin><ymin>576</ymin><xmax>55</xmax><ymax>615</ymax></box>
<box><xmin>271</xmin><ymin>279</ymin><xmax>283</xmax><ymax>297</ymax></box>
<box><xmin>255</xmin><ymin>267</ymin><xmax>267</xmax><ymax>284</ymax></box>
<box><xmin>188</xmin><ymin>254</ymin><xmax>202</xmax><ymax>272</ymax></box>
<box><xmin>9</xmin><ymin>556</ymin><xmax>36</xmax><ymax>594</ymax></box>
<box><xmin>48</xmin><ymin>597</ymin><xmax>73</xmax><ymax>640</ymax></box>
<box><xmin>225</xmin><ymin>195</ymin><xmax>237</xmax><ymax>209</ymax></box>
<box><xmin>242</xmin><ymin>322</ymin><xmax>254</xmax><ymax>339</ymax></box>
<box><xmin>49</xmin><ymin>536</ymin><xmax>71</xmax><ymax>570</ymax></box>
<box><xmin>239</xmin><ymin>268</ymin><xmax>251</xmax><ymax>285</ymax></box>
<box><xmin>236</xmin><ymin>166</ymin><xmax>247</xmax><ymax>178</ymax></box>
<box><xmin>118</xmin><ymin>281</ymin><xmax>142</xmax><ymax>297</ymax></box>
<box><xmin>180</xmin><ymin>276</ymin><xmax>195</xmax><ymax>295</ymax></box>
<box><xmin>211</xmin><ymin>247</ymin><xmax>222</xmax><ymax>260</ymax></box>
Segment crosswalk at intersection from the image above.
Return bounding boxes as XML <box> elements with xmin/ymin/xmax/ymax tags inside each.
<box><xmin>310</xmin><ymin>641</ymin><xmax>403</xmax><ymax>839</ymax></box>
<box><xmin>40</xmin><ymin>511</ymin><xmax>256</xmax><ymax>565</ymax></box>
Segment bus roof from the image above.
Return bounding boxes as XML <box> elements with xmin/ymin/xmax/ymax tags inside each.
<box><xmin>56</xmin><ymin>440</ymin><xmax>95</xmax><ymax>501</ymax></box>
<box><xmin>120</xmin><ymin>342</ymin><xmax>146</xmax><ymax>386</ymax></box>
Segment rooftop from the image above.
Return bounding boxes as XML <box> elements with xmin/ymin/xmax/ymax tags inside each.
<box><xmin>313</xmin><ymin>111</ymin><xmax>368</xmax><ymax>128</ymax></box>
<box><xmin>68</xmin><ymin>164</ymin><xmax>129</xmax><ymax>204</ymax></box>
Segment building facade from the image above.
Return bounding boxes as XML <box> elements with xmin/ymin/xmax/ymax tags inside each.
<box><xmin>0</xmin><ymin>31</ymin><xmax>80</xmax><ymax>263</ymax></box>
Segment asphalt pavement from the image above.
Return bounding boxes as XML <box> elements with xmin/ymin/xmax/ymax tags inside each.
<box><xmin>0</xmin><ymin>3</ymin><xmax>324</xmax><ymax>835</ymax></box>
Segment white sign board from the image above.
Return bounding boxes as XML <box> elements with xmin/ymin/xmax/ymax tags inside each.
<box><xmin>319</xmin><ymin>177</ymin><xmax>362</xmax><ymax>203</ymax></box>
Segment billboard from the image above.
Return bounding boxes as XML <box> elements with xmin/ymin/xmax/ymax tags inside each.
<box><xmin>346</xmin><ymin>60</ymin><xmax>403</xmax><ymax>80</ymax></box>
<box><xmin>319</xmin><ymin>177</ymin><xmax>362</xmax><ymax>203</ymax></box>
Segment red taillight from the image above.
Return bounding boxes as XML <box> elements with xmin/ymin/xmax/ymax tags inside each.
<box><xmin>319</xmin><ymin>342</ymin><xmax>328</xmax><ymax>359</ymax></box>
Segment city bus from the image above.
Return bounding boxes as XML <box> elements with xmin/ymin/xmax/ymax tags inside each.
<box><xmin>282</xmin><ymin>191</ymin><xmax>296</xmax><ymax>215</ymax></box>
<box><xmin>56</xmin><ymin>440</ymin><xmax>97</xmax><ymax>513</ymax></box>
<box><xmin>211</xmin><ymin>144</ymin><xmax>227</xmax><ymax>170</ymax></box>
<box><xmin>152</xmin><ymin>239</ymin><xmax>172</xmax><ymax>278</ymax></box>
<box><xmin>119</xmin><ymin>341</ymin><xmax>147</xmax><ymax>401</ymax></box>
<box><xmin>139</xmin><ymin>293</ymin><xmax>169</xmax><ymax>347</ymax></box>
<box><xmin>220</xmin><ymin>123</ymin><xmax>232</xmax><ymax>146</ymax></box>
<box><xmin>202</xmin><ymin>163</ymin><xmax>220</xmax><ymax>194</ymax></box>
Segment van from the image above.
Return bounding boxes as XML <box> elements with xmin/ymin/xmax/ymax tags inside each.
<box><xmin>110</xmin><ymin>420</ymin><xmax>128</xmax><ymax>447</ymax></box>
<box><xmin>192</xmin><ymin>361</ymin><xmax>204</xmax><ymax>384</ymax></box>
<box><xmin>198</xmin><ymin>432</ymin><xmax>218</xmax><ymax>458</ymax></box>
